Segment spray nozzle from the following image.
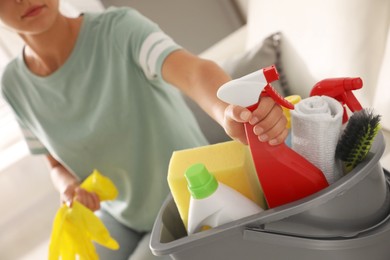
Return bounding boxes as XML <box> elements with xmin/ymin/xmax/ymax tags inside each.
<box><xmin>217</xmin><ymin>65</ymin><xmax>294</xmax><ymax>110</ymax></box>
<box><xmin>310</xmin><ymin>77</ymin><xmax>363</xmax><ymax>123</ymax></box>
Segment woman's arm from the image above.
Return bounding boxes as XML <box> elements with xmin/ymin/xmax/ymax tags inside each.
<box><xmin>46</xmin><ymin>155</ymin><xmax>100</xmax><ymax>211</ymax></box>
<box><xmin>161</xmin><ymin>50</ymin><xmax>288</xmax><ymax>145</ymax></box>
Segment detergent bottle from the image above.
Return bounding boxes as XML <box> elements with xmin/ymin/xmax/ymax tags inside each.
<box><xmin>185</xmin><ymin>163</ymin><xmax>263</xmax><ymax>235</ymax></box>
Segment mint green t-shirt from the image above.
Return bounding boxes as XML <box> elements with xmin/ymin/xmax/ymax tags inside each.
<box><xmin>1</xmin><ymin>7</ymin><xmax>208</xmax><ymax>231</ymax></box>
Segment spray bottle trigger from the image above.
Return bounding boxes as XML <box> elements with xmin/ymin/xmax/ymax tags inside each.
<box><xmin>261</xmin><ymin>84</ymin><xmax>294</xmax><ymax>110</ymax></box>
<box><xmin>345</xmin><ymin>91</ymin><xmax>363</xmax><ymax>112</ymax></box>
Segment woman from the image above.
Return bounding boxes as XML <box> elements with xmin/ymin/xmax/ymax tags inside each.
<box><xmin>0</xmin><ymin>0</ymin><xmax>287</xmax><ymax>259</ymax></box>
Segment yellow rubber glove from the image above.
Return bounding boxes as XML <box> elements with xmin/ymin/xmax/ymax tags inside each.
<box><xmin>49</xmin><ymin>169</ymin><xmax>119</xmax><ymax>260</ymax></box>
<box><xmin>49</xmin><ymin>203</ymin><xmax>99</xmax><ymax>259</ymax></box>
<box><xmin>81</xmin><ymin>169</ymin><xmax>118</xmax><ymax>201</ymax></box>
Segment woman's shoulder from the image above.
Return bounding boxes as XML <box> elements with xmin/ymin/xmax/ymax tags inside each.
<box><xmin>1</xmin><ymin>57</ymin><xmax>21</xmax><ymax>104</ymax></box>
<box><xmin>84</xmin><ymin>6</ymin><xmax>157</xmax><ymax>41</ymax></box>
<box><xmin>88</xmin><ymin>6</ymin><xmax>142</xmax><ymax>25</ymax></box>
<box><xmin>1</xmin><ymin>58</ymin><xmax>20</xmax><ymax>89</ymax></box>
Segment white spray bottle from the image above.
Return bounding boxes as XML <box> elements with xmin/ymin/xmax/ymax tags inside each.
<box><xmin>185</xmin><ymin>163</ymin><xmax>263</xmax><ymax>235</ymax></box>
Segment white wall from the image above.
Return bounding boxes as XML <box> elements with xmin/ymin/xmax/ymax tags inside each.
<box><xmin>100</xmin><ymin>0</ymin><xmax>245</xmax><ymax>54</ymax></box>
<box><xmin>235</xmin><ymin>0</ymin><xmax>248</xmax><ymax>18</ymax></box>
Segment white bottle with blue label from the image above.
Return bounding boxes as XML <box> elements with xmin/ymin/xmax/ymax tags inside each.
<box><xmin>186</xmin><ymin>163</ymin><xmax>263</xmax><ymax>235</ymax></box>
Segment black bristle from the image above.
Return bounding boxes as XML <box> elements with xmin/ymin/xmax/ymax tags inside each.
<box><xmin>335</xmin><ymin>109</ymin><xmax>381</xmax><ymax>173</ymax></box>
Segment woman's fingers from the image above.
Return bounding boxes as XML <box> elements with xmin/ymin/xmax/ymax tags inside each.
<box><xmin>267</xmin><ymin>123</ymin><xmax>289</xmax><ymax>145</ymax></box>
<box><xmin>223</xmin><ymin>96</ymin><xmax>289</xmax><ymax>145</ymax></box>
<box><xmin>223</xmin><ymin>104</ymin><xmax>252</xmax><ymax>144</ymax></box>
<box><xmin>249</xmin><ymin>97</ymin><xmax>276</xmax><ymax>124</ymax></box>
<box><xmin>61</xmin><ymin>183</ymin><xmax>78</xmax><ymax>207</ymax></box>
<box><xmin>74</xmin><ymin>187</ymin><xmax>101</xmax><ymax>211</ymax></box>
<box><xmin>251</xmin><ymin>97</ymin><xmax>288</xmax><ymax>145</ymax></box>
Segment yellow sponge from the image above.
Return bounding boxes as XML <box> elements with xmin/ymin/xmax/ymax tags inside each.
<box><xmin>167</xmin><ymin>140</ymin><xmax>265</xmax><ymax>229</ymax></box>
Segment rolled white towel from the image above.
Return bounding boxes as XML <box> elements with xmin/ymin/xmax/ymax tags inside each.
<box><xmin>291</xmin><ymin>96</ymin><xmax>343</xmax><ymax>184</ymax></box>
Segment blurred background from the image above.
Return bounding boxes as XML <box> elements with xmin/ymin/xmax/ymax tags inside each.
<box><xmin>2</xmin><ymin>0</ymin><xmax>390</xmax><ymax>259</ymax></box>
<box><xmin>0</xmin><ymin>0</ymin><xmax>247</xmax><ymax>259</ymax></box>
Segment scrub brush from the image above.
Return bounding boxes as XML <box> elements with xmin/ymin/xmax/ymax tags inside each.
<box><xmin>335</xmin><ymin>109</ymin><xmax>381</xmax><ymax>174</ymax></box>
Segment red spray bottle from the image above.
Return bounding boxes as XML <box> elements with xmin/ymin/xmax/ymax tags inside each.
<box><xmin>217</xmin><ymin>65</ymin><xmax>329</xmax><ymax>208</ymax></box>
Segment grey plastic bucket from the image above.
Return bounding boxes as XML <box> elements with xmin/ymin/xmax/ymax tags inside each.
<box><xmin>150</xmin><ymin>132</ymin><xmax>389</xmax><ymax>260</ymax></box>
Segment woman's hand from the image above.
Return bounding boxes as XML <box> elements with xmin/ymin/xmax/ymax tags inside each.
<box><xmin>62</xmin><ymin>183</ymin><xmax>101</xmax><ymax>211</ymax></box>
<box><xmin>47</xmin><ymin>155</ymin><xmax>101</xmax><ymax>212</ymax></box>
<box><xmin>223</xmin><ymin>96</ymin><xmax>288</xmax><ymax>145</ymax></box>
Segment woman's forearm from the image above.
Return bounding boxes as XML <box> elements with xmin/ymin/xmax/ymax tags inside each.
<box><xmin>162</xmin><ymin>50</ymin><xmax>231</xmax><ymax>126</ymax></box>
<box><xmin>46</xmin><ymin>155</ymin><xmax>79</xmax><ymax>203</ymax></box>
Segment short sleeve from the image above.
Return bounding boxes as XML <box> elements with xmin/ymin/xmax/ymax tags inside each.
<box><xmin>138</xmin><ymin>31</ymin><xmax>181</xmax><ymax>80</ymax></box>
<box><xmin>109</xmin><ymin>7</ymin><xmax>182</xmax><ymax>80</ymax></box>
<box><xmin>1</xmin><ymin>81</ymin><xmax>48</xmax><ymax>155</ymax></box>
<box><xmin>17</xmin><ymin>119</ymin><xmax>49</xmax><ymax>155</ymax></box>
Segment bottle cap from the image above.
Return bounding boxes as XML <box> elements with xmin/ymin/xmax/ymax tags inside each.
<box><xmin>185</xmin><ymin>163</ymin><xmax>218</xmax><ymax>199</ymax></box>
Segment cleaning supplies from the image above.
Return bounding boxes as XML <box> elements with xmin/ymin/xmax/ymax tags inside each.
<box><xmin>336</xmin><ymin>109</ymin><xmax>381</xmax><ymax>174</ymax></box>
<box><xmin>310</xmin><ymin>77</ymin><xmax>363</xmax><ymax>123</ymax></box>
<box><xmin>217</xmin><ymin>65</ymin><xmax>328</xmax><ymax>208</ymax></box>
<box><xmin>282</xmin><ymin>95</ymin><xmax>302</xmax><ymax>147</ymax></box>
<box><xmin>167</xmin><ymin>140</ymin><xmax>264</xmax><ymax>229</ymax></box>
<box><xmin>290</xmin><ymin>95</ymin><xmax>344</xmax><ymax>184</ymax></box>
<box><xmin>185</xmin><ymin>163</ymin><xmax>263</xmax><ymax>234</ymax></box>
<box><xmin>49</xmin><ymin>169</ymin><xmax>119</xmax><ymax>260</ymax></box>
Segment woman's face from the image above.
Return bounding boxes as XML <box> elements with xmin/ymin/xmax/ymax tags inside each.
<box><xmin>0</xmin><ymin>0</ymin><xmax>60</xmax><ymax>35</ymax></box>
